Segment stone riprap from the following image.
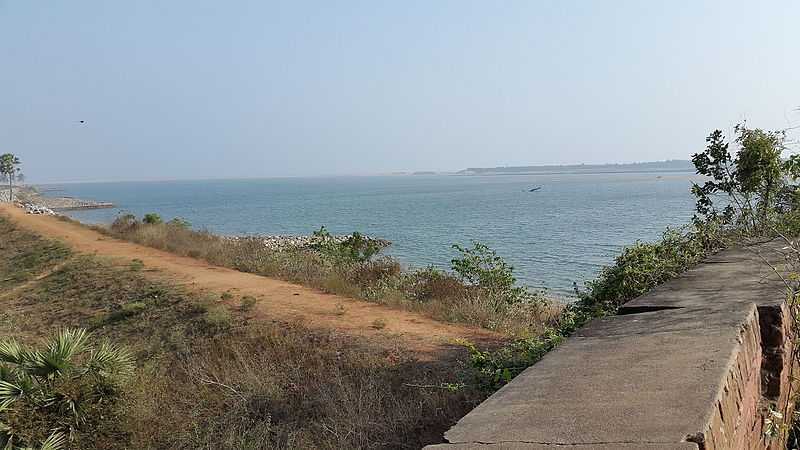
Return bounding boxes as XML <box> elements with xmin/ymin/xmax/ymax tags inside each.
<box><xmin>428</xmin><ymin>241</ymin><xmax>795</xmax><ymax>450</ymax></box>
<box><xmin>224</xmin><ymin>234</ymin><xmax>391</xmax><ymax>252</ymax></box>
<box><xmin>19</xmin><ymin>202</ymin><xmax>58</xmax><ymax>216</ymax></box>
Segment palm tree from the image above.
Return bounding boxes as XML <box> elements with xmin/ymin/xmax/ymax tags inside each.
<box><xmin>0</xmin><ymin>329</ymin><xmax>134</xmax><ymax>449</ymax></box>
<box><xmin>0</xmin><ymin>154</ymin><xmax>21</xmax><ymax>202</ymax></box>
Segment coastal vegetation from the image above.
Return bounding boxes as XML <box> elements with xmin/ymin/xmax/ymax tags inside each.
<box><xmin>463</xmin><ymin>121</ymin><xmax>800</xmax><ymax>390</ymax></box>
<box><xmin>3</xmin><ymin>121</ymin><xmax>799</xmax><ymax>446</ymax></box>
<box><xmin>98</xmin><ymin>217</ymin><xmax>558</xmax><ymax>336</ymax></box>
<box><xmin>0</xmin><ymin>215</ymin><xmax>488</xmax><ymax>449</ymax></box>
<box><xmin>64</xmin><ymin>121</ymin><xmax>800</xmax><ymax>394</ymax></box>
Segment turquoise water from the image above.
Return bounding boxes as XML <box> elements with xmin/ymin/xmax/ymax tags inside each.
<box><xmin>44</xmin><ymin>172</ymin><xmax>703</xmax><ymax>296</ymax></box>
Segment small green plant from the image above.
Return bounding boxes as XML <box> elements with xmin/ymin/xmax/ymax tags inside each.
<box><xmin>334</xmin><ymin>303</ymin><xmax>347</xmax><ymax>316</ymax></box>
<box><xmin>371</xmin><ymin>319</ymin><xmax>387</xmax><ymax>329</ymax></box>
<box><xmin>142</xmin><ymin>213</ymin><xmax>163</xmax><ymax>225</ymax></box>
<box><xmin>0</xmin><ymin>329</ymin><xmax>134</xmax><ymax>449</ymax></box>
<box><xmin>220</xmin><ymin>291</ymin><xmax>234</xmax><ymax>301</ymax></box>
<box><xmin>107</xmin><ymin>301</ymin><xmax>148</xmax><ymax>322</ymax></box>
<box><xmin>129</xmin><ymin>259</ymin><xmax>145</xmax><ymax>271</ymax></box>
<box><xmin>459</xmin><ymin>328</ymin><xmax>563</xmax><ymax>390</ymax></box>
<box><xmin>202</xmin><ymin>306</ymin><xmax>232</xmax><ymax>333</ymax></box>
<box><xmin>239</xmin><ymin>296</ymin><xmax>258</xmax><ymax>311</ymax></box>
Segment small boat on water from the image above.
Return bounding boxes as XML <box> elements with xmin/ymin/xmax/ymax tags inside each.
<box><xmin>529</xmin><ymin>186</ymin><xmax>542</xmax><ymax>192</ymax></box>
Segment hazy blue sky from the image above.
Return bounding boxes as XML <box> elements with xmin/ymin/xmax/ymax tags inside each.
<box><xmin>2</xmin><ymin>1</ymin><xmax>798</xmax><ymax>182</ymax></box>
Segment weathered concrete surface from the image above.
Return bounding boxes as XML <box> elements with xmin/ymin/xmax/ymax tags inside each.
<box><xmin>429</xmin><ymin>243</ymin><xmax>795</xmax><ymax>449</ymax></box>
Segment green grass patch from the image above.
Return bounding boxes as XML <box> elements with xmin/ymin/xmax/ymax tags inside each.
<box><xmin>0</xmin><ymin>216</ymin><xmax>71</xmax><ymax>289</ymax></box>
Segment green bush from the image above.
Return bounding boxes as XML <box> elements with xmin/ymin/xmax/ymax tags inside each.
<box><xmin>451</xmin><ymin>241</ymin><xmax>543</xmax><ymax>307</ymax></box>
<box><xmin>311</xmin><ymin>226</ymin><xmax>383</xmax><ymax>264</ymax></box>
<box><xmin>0</xmin><ymin>329</ymin><xmax>133</xmax><ymax>449</ymax></box>
<box><xmin>166</xmin><ymin>217</ymin><xmax>191</xmax><ymax>229</ymax></box>
<box><xmin>142</xmin><ymin>213</ymin><xmax>163</xmax><ymax>225</ymax></box>
<box><xmin>580</xmin><ymin>228</ymin><xmax>708</xmax><ymax>311</ymax></box>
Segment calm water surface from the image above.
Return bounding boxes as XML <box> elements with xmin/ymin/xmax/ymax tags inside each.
<box><xmin>44</xmin><ymin>172</ymin><xmax>703</xmax><ymax>296</ymax></box>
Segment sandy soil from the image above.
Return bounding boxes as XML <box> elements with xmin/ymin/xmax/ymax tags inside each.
<box><xmin>0</xmin><ymin>204</ymin><xmax>503</xmax><ymax>357</ymax></box>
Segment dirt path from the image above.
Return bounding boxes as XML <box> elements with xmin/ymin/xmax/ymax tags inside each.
<box><xmin>0</xmin><ymin>204</ymin><xmax>503</xmax><ymax>356</ymax></box>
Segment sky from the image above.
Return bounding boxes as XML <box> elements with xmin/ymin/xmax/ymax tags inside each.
<box><xmin>1</xmin><ymin>1</ymin><xmax>799</xmax><ymax>183</ymax></box>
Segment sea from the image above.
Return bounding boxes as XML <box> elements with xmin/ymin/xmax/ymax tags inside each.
<box><xmin>43</xmin><ymin>171</ymin><xmax>705</xmax><ymax>297</ymax></box>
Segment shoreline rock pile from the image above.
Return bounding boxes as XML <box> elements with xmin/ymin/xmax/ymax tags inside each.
<box><xmin>226</xmin><ymin>234</ymin><xmax>391</xmax><ymax>251</ymax></box>
<box><xmin>17</xmin><ymin>202</ymin><xmax>58</xmax><ymax>216</ymax></box>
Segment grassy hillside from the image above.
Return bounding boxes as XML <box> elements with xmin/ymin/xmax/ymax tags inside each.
<box><xmin>0</xmin><ymin>215</ymin><xmax>487</xmax><ymax>449</ymax></box>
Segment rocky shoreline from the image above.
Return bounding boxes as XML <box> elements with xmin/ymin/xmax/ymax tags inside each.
<box><xmin>226</xmin><ymin>234</ymin><xmax>391</xmax><ymax>251</ymax></box>
<box><xmin>17</xmin><ymin>202</ymin><xmax>59</xmax><ymax>216</ymax></box>
<box><xmin>1</xmin><ymin>186</ymin><xmax>114</xmax><ymax>211</ymax></box>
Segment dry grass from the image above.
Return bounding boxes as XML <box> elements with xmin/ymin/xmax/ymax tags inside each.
<box><xmin>0</xmin><ymin>215</ymin><xmax>487</xmax><ymax>449</ymax></box>
<box><xmin>97</xmin><ymin>218</ymin><xmax>559</xmax><ymax>336</ymax></box>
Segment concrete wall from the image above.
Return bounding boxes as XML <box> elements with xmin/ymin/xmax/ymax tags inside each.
<box><xmin>428</xmin><ymin>243</ymin><xmax>796</xmax><ymax>450</ymax></box>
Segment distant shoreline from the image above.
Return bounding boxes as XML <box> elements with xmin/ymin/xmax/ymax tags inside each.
<box><xmin>457</xmin><ymin>160</ymin><xmax>694</xmax><ymax>176</ymax></box>
<box><xmin>453</xmin><ymin>168</ymin><xmax>695</xmax><ymax>177</ymax></box>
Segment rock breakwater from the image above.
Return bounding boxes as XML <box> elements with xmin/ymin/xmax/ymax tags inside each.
<box><xmin>3</xmin><ymin>186</ymin><xmax>114</xmax><ymax>210</ymax></box>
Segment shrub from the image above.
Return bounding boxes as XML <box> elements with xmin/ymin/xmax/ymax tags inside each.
<box><xmin>349</xmin><ymin>257</ymin><xmax>402</xmax><ymax>287</ymax></box>
<box><xmin>166</xmin><ymin>217</ymin><xmax>191</xmax><ymax>229</ymax></box>
<box><xmin>0</xmin><ymin>329</ymin><xmax>133</xmax><ymax>449</ymax></box>
<box><xmin>311</xmin><ymin>226</ymin><xmax>384</xmax><ymax>263</ymax></box>
<box><xmin>110</xmin><ymin>214</ymin><xmax>139</xmax><ymax>234</ymax></box>
<box><xmin>239</xmin><ymin>296</ymin><xmax>258</xmax><ymax>311</ymax></box>
<box><xmin>107</xmin><ymin>302</ymin><xmax>148</xmax><ymax>322</ymax></box>
<box><xmin>142</xmin><ymin>213</ymin><xmax>162</xmax><ymax>225</ymax></box>
<box><xmin>404</xmin><ymin>267</ymin><xmax>466</xmax><ymax>303</ymax></box>
<box><xmin>580</xmin><ymin>228</ymin><xmax>708</xmax><ymax>311</ymax></box>
<box><xmin>201</xmin><ymin>306</ymin><xmax>232</xmax><ymax>334</ymax></box>
<box><xmin>451</xmin><ymin>241</ymin><xmax>544</xmax><ymax>308</ymax></box>
<box><xmin>461</xmin><ymin>328</ymin><xmax>564</xmax><ymax>390</ymax></box>
<box><xmin>100</xmin><ymin>217</ymin><xmax>552</xmax><ymax>333</ymax></box>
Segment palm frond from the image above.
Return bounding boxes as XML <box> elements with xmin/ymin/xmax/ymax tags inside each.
<box><xmin>0</xmin><ymin>380</ymin><xmax>23</xmax><ymax>408</ymax></box>
<box><xmin>20</xmin><ymin>351</ymin><xmax>66</xmax><ymax>379</ymax></box>
<box><xmin>47</xmin><ymin>329</ymin><xmax>88</xmax><ymax>363</ymax></box>
<box><xmin>0</xmin><ymin>365</ymin><xmax>13</xmax><ymax>383</ymax></box>
<box><xmin>87</xmin><ymin>342</ymin><xmax>134</xmax><ymax>378</ymax></box>
<box><xmin>0</xmin><ymin>340</ymin><xmax>23</xmax><ymax>366</ymax></box>
<box><xmin>38</xmin><ymin>432</ymin><xmax>66</xmax><ymax>450</ymax></box>
<box><xmin>25</xmin><ymin>329</ymin><xmax>89</xmax><ymax>378</ymax></box>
